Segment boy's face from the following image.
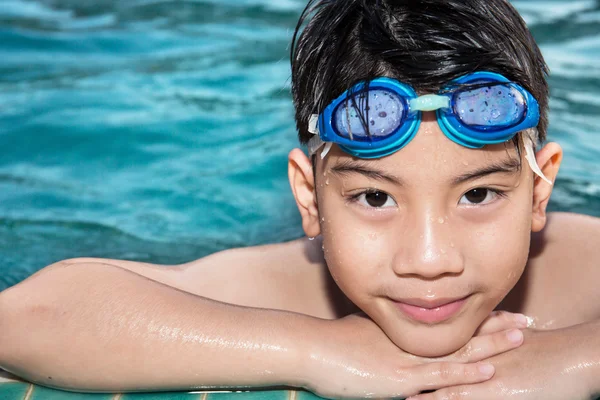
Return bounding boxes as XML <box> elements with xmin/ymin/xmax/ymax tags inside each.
<box><xmin>290</xmin><ymin>112</ymin><xmax>562</xmax><ymax>357</ymax></box>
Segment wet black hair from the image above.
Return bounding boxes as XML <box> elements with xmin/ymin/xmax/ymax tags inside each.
<box><xmin>290</xmin><ymin>0</ymin><xmax>549</xmax><ymax>145</ymax></box>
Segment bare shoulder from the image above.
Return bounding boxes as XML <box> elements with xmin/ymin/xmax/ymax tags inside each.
<box><xmin>500</xmin><ymin>212</ymin><xmax>600</xmax><ymax>328</ymax></box>
<box><xmin>536</xmin><ymin>211</ymin><xmax>600</xmax><ymax>246</ymax></box>
<box><xmin>530</xmin><ymin>212</ymin><xmax>600</xmax><ymax>275</ymax></box>
<box><xmin>177</xmin><ymin>238</ymin><xmax>352</xmax><ymax>318</ymax></box>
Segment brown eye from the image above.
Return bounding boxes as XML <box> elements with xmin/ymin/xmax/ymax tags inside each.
<box><xmin>365</xmin><ymin>191</ymin><xmax>391</xmax><ymax>208</ymax></box>
<box><xmin>465</xmin><ymin>189</ymin><xmax>488</xmax><ymax>204</ymax></box>
<box><xmin>353</xmin><ymin>190</ymin><xmax>397</xmax><ymax>209</ymax></box>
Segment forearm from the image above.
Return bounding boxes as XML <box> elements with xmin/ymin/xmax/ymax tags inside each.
<box><xmin>0</xmin><ymin>262</ymin><xmax>319</xmax><ymax>392</ymax></box>
<box><xmin>584</xmin><ymin>319</ymin><xmax>600</xmax><ymax>399</ymax></box>
<box><xmin>557</xmin><ymin>319</ymin><xmax>600</xmax><ymax>399</ymax></box>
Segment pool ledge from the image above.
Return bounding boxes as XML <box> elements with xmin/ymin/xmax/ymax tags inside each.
<box><xmin>0</xmin><ymin>372</ymin><xmax>327</xmax><ymax>400</ymax></box>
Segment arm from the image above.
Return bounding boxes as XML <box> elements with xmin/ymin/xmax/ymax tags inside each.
<box><xmin>583</xmin><ymin>320</ymin><xmax>600</xmax><ymax>399</ymax></box>
<box><xmin>0</xmin><ymin>261</ymin><xmax>313</xmax><ymax>392</ymax></box>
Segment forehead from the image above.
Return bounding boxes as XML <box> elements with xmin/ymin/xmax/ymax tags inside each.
<box><xmin>321</xmin><ymin>118</ymin><xmax>523</xmax><ymax>184</ymax></box>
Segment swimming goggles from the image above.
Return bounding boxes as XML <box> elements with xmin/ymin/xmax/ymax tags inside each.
<box><xmin>308</xmin><ymin>71</ymin><xmax>552</xmax><ymax>184</ymax></box>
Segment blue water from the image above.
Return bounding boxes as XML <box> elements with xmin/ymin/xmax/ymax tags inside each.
<box><xmin>0</xmin><ymin>0</ymin><xmax>599</xmax><ymax>291</ymax></box>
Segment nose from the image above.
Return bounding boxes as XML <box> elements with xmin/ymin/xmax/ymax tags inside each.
<box><xmin>392</xmin><ymin>213</ymin><xmax>464</xmax><ymax>279</ymax></box>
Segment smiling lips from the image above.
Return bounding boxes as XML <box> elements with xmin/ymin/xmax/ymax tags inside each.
<box><xmin>394</xmin><ymin>296</ymin><xmax>470</xmax><ymax>324</ymax></box>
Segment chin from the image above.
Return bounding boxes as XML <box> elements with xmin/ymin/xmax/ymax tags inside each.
<box><xmin>379</xmin><ymin>317</ymin><xmax>480</xmax><ymax>358</ymax></box>
<box><xmin>395</xmin><ymin>326</ymin><xmax>474</xmax><ymax>357</ymax></box>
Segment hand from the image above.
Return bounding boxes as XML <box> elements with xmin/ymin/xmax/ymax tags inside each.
<box><xmin>304</xmin><ymin>311</ymin><xmax>527</xmax><ymax>399</ymax></box>
<box><xmin>407</xmin><ymin>322</ymin><xmax>600</xmax><ymax>400</ymax></box>
<box><xmin>430</xmin><ymin>311</ymin><xmax>528</xmax><ymax>363</ymax></box>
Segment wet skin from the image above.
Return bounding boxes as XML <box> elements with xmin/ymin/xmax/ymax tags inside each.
<box><xmin>289</xmin><ymin>111</ymin><xmax>562</xmax><ymax>357</ymax></box>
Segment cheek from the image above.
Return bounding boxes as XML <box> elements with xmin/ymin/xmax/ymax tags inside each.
<box><xmin>465</xmin><ymin>198</ymin><xmax>532</xmax><ymax>299</ymax></box>
<box><xmin>318</xmin><ymin>191</ymin><xmax>391</xmax><ymax>303</ymax></box>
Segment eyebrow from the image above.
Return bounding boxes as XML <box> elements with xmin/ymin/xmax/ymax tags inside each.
<box><xmin>452</xmin><ymin>158</ymin><xmax>521</xmax><ymax>185</ymax></box>
<box><xmin>329</xmin><ymin>158</ymin><xmax>521</xmax><ymax>186</ymax></box>
<box><xmin>329</xmin><ymin>160</ymin><xmax>404</xmax><ymax>185</ymax></box>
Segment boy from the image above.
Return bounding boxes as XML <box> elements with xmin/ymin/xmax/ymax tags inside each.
<box><xmin>1</xmin><ymin>0</ymin><xmax>600</xmax><ymax>399</ymax></box>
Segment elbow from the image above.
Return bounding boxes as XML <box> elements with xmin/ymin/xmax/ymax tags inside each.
<box><xmin>0</xmin><ymin>260</ymin><xmax>80</xmax><ymax>357</ymax></box>
<box><xmin>0</xmin><ymin>261</ymin><xmax>82</xmax><ymax>382</ymax></box>
<box><xmin>0</xmin><ymin>260</ymin><xmax>138</xmax><ymax>390</ymax></box>
<box><xmin>0</xmin><ymin>282</ymin><xmax>32</xmax><ymax>374</ymax></box>
<box><xmin>0</xmin><ymin>289</ymin><xmax>59</xmax><ymax>386</ymax></box>
<box><xmin>0</xmin><ymin>288</ymin><xmax>10</xmax><ymax>364</ymax></box>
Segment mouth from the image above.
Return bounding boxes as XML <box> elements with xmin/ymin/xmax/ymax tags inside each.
<box><xmin>392</xmin><ymin>295</ymin><xmax>471</xmax><ymax>324</ymax></box>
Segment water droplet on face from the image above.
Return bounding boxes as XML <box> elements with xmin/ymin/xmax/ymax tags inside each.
<box><xmin>440</xmin><ymin>248</ymin><xmax>447</xmax><ymax>255</ymax></box>
<box><xmin>308</xmin><ymin>237</ymin><xmax>315</xmax><ymax>241</ymax></box>
<box><xmin>450</xmin><ymin>242</ymin><xmax>455</xmax><ymax>248</ymax></box>
<box><xmin>321</xmin><ymin>217</ymin><xmax>325</xmax><ymax>222</ymax></box>
<box><xmin>325</xmin><ymin>178</ymin><xmax>330</xmax><ymax>185</ymax></box>
<box><xmin>438</xmin><ymin>217</ymin><xmax>445</xmax><ymax>224</ymax></box>
<box><xmin>463</xmin><ymin>161</ymin><xmax>469</xmax><ymax>166</ymax></box>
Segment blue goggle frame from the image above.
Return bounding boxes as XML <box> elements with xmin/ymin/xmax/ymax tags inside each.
<box><xmin>315</xmin><ymin>71</ymin><xmax>540</xmax><ymax>159</ymax></box>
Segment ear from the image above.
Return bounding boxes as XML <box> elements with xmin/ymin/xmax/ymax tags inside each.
<box><xmin>531</xmin><ymin>142</ymin><xmax>563</xmax><ymax>233</ymax></box>
<box><xmin>288</xmin><ymin>148</ymin><xmax>321</xmax><ymax>238</ymax></box>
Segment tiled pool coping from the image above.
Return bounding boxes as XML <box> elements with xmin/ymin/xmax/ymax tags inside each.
<box><xmin>0</xmin><ymin>371</ymin><xmax>324</xmax><ymax>400</ymax></box>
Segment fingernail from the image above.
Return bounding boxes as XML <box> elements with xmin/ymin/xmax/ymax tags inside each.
<box><xmin>478</xmin><ymin>363</ymin><xmax>495</xmax><ymax>377</ymax></box>
<box><xmin>515</xmin><ymin>313</ymin><xmax>528</xmax><ymax>327</ymax></box>
<box><xmin>507</xmin><ymin>329</ymin><xmax>524</xmax><ymax>344</ymax></box>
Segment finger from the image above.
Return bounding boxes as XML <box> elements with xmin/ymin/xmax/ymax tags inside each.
<box><xmin>454</xmin><ymin>329</ymin><xmax>524</xmax><ymax>363</ymax></box>
<box><xmin>406</xmin><ymin>385</ymin><xmax>474</xmax><ymax>400</ymax></box>
<box><xmin>475</xmin><ymin>311</ymin><xmax>528</xmax><ymax>336</ymax></box>
<box><xmin>404</xmin><ymin>362</ymin><xmax>494</xmax><ymax>395</ymax></box>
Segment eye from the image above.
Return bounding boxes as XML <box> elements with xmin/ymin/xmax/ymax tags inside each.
<box><xmin>459</xmin><ymin>188</ymin><xmax>504</xmax><ymax>206</ymax></box>
<box><xmin>354</xmin><ymin>191</ymin><xmax>397</xmax><ymax>208</ymax></box>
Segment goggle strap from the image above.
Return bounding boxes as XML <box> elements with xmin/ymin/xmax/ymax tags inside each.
<box><xmin>321</xmin><ymin>142</ymin><xmax>333</xmax><ymax>158</ymax></box>
<box><xmin>308</xmin><ymin>136</ymin><xmax>333</xmax><ymax>159</ymax></box>
<box><xmin>308</xmin><ymin>114</ymin><xmax>319</xmax><ymax>134</ymax></box>
<box><xmin>524</xmin><ymin>133</ymin><xmax>552</xmax><ymax>185</ymax></box>
<box><xmin>308</xmin><ymin>114</ymin><xmax>333</xmax><ymax>159</ymax></box>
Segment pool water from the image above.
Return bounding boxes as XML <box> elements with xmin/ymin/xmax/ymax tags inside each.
<box><xmin>0</xmin><ymin>0</ymin><xmax>599</xmax><ymax>291</ymax></box>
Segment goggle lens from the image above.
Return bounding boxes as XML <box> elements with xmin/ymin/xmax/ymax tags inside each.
<box><xmin>452</xmin><ymin>83</ymin><xmax>526</xmax><ymax>131</ymax></box>
<box><xmin>333</xmin><ymin>89</ymin><xmax>405</xmax><ymax>141</ymax></box>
